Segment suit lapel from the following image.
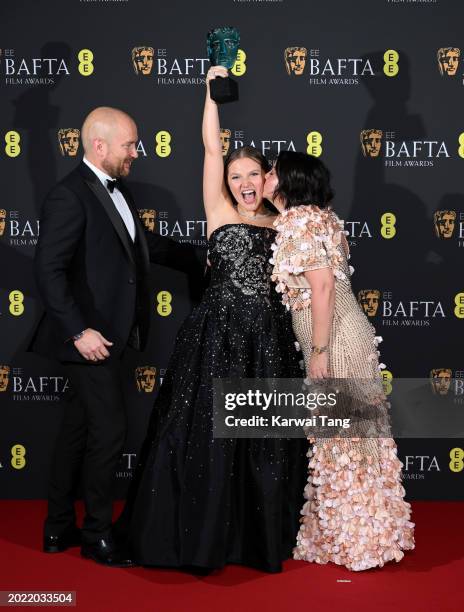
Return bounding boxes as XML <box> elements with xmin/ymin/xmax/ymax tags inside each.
<box><xmin>119</xmin><ymin>182</ymin><xmax>150</xmax><ymax>271</ymax></box>
<box><xmin>79</xmin><ymin>163</ymin><xmax>135</xmax><ymax>265</ymax></box>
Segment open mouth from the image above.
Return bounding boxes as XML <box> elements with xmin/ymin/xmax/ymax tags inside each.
<box><xmin>241</xmin><ymin>189</ymin><xmax>256</xmax><ymax>205</ymax></box>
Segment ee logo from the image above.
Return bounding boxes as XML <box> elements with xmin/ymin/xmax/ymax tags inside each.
<box><xmin>458</xmin><ymin>133</ymin><xmax>464</xmax><ymax>159</ymax></box>
<box><xmin>78</xmin><ymin>49</ymin><xmax>94</xmax><ymax>76</ymax></box>
<box><xmin>5</xmin><ymin>131</ymin><xmax>21</xmax><ymax>157</ymax></box>
<box><xmin>381</xmin><ymin>212</ymin><xmax>396</xmax><ymax>239</ymax></box>
<box><xmin>307</xmin><ymin>132</ymin><xmax>322</xmax><ymax>157</ymax></box>
<box><xmin>155</xmin><ymin>131</ymin><xmax>172</xmax><ymax>157</ymax></box>
<box><xmin>231</xmin><ymin>49</ymin><xmax>247</xmax><ymax>76</ymax></box>
<box><xmin>454</xmin><ymin>292</ymin><xmax>464</xmax><ymax>319</ymax></box>
<box><xmin>449</xmin><ymin>447</ymin><xmax>464</xmax><ymax>472</ymax></box>
<box><xmin>157</xmin><ymin>290</ymin><xmax>172</xmax><ymax>316</ymax></box>
<box><xmin>9</xmin><ymin>290</ymin><xmax>24</xmax><ymax>316</ymax></box>
<box><xmin>383</xmin><ymin>50</ymin><xmax>399</xmax><ymax>77</ymax></box>
<box><xmin>11</xmin><ymin>444</ymin><xmax>26</xmax><ymax>470</ymax></box>
<box><xmin>381</xmin><ymin>370</ymin><xmax>393</xmax><ymax>396</ymax></box>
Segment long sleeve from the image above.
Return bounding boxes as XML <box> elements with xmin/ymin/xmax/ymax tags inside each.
<box><xmin>34</xmin><ymin>184</ymin><xmax>87</xmax><ymax>340</ymax></box>
<box><xmin>144</xmin><ymin>231</ymin><xmax>207</xmax><ymax>275</ymax></box>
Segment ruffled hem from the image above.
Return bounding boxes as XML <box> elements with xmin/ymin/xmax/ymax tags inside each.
<box><xmin>293</xmin><ymin>438</ymin><xmax>415</xmax><ymax>572</ymax></box>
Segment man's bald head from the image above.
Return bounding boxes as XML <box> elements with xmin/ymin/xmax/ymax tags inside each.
<box><xmin>81</xmin><ymin>107</ymin><xmax>138</xmax><ymax>178</ymax></box>
<box><xmin>82</xmin><ymin>107</ymin><xmax>134</xmax><ymax>152</ymax></box>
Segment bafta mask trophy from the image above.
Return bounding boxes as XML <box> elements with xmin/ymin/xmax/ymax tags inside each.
<box><xmin>207</xmin><ymin>26</ymin><xmax>240</xmax><ymax>104</ymax></box>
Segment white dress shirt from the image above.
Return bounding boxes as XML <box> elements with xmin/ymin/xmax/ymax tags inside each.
<box><xmin>83</xmin><ymin>157</ymin><xmax>136</xmax><ymax>242</ymax></box>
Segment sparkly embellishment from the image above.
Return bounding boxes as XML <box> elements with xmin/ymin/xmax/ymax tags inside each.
<box><xmin>119</xmin><ymin>222</ymin><xmax>308</xmax><ymax>572</ymax></box>
<box><xmin>210</xmin><ymin>225</ymin><xmax>273</xmax><ymax>297</ymax></box>
<box><xmin>213</xmin><ymin>225</ymin><xmax>253</xmax><ymax>264</ymax></box>
<box><xmin>230</xmin><ymin>254</ymin><xmax>270</xmax><ymax>296</ymax></box>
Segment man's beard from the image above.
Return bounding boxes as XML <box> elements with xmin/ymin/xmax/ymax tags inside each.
<box><xmin>102</xmin><ymin>158</ymin><xmax>131</xmax><ymax>178</ymax></box>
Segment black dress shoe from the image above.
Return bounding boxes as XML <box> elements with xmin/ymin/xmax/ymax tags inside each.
<box><xmin>43</xmin><ymin>528</ymin><xmax>81</xmax><ymax>553</ymax></box>
<box><xmin>81</xmin><ymin>538</ymin><xmax>136</xmax><ymax>568</ymax></box>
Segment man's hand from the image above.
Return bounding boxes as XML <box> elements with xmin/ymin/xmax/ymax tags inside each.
<box><xmin>74</xmin><ymin>328</ymin><xmax>113</xmax><ymax>362</ymax></box>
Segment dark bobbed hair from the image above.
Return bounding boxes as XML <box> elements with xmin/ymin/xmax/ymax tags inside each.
<box><xmin>223</xmin><ymin>146</ymin><xmax>277</xmax><ymax>213</ymax></box>
<box><xmin>274</xmin><ymin>151</ymin><xmax>335</xmax><ymax>209</ymax></box>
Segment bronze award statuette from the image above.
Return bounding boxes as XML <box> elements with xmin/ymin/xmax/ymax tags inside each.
<box><xmin>207</xmin><ymin>26</ymin><xmax>240</xmax><ymax>104</ymax></box>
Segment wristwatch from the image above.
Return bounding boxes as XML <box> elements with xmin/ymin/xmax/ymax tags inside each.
<box><xmin>72</xmin><ymin>330</ymin><xmax>86</xmax><ymax>341</ymax></box>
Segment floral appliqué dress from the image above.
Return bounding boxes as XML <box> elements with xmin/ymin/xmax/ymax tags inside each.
<box><xmin>271</xmin><ymin>205</ymin><xmax>415</xmax><ymax>571</ymax></box>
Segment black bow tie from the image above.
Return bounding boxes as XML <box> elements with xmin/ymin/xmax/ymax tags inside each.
<box><xmin>106</xmin><ymin>178</ymin><xmax>122</xmax><ymax>193</ymax></box>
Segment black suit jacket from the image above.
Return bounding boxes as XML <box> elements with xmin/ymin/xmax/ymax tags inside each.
<box><xmin>29</xmin><ymin>161</ymin><xmax>204</xmax><ymax>363</ymax></box>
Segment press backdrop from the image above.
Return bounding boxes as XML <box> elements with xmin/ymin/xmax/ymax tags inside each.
<box><xmin>0</xmin><ymin>0</ymin><xmax>462</xmax><ymax>499</ymax></box>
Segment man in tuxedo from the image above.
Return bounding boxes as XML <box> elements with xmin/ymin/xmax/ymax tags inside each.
<box><xmin>30</xmin><ymin>106</ymin><xmax>203</xmax><ymax>567</ymax></box>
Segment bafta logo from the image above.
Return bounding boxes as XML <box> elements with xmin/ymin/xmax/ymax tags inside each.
<box><xmin>58</xmin><ymin>128</ymin><xmax>80</xmax><ymax>157</ymax></box>
<box><xmin>430</xmin><ymin>368</ymin><xmax>452</xmax><ymax>396</ymax></box>
<box><xmin>132</xmin><ymin>46</ymin><xmax>154</xmax><ymax>75</ymax></box>
<box><xmin>0</xmin><ymin>365</ymin><xmax>10</xmax><ymax>392</ymax></box>
<box><xmin>135</xmin><ymin>366</ymin><xmax>156</xmax><ymax>393</ymax></box>
<box><xmin>0</xmin><ymin>209</ymin><xmax>6</xmax><ymax>237</ymax></box>
<box><xmin>358</xmin><ymin>290</ymin><xmax>381</xmax><ymax>317</ymax></box>
<box><xmin>284</xmin><ymin>47</ymin><xmax>307</xmax><ymax>76</ymax></box>
<box><xmin>434</xmin><ymin>210</ymin><xmax>456</xmax><ymax>239</ymax></box>
<box><xmin>138</xmin><ymin>209</ymin><xmax>156</xmax><ymax>233</ymax></box>
<box><xmin>437</xmin><ymin>47</ymin><xmax>460</xmax><ymax>76</ymax></box>
<box><xmin>360</xmin><ymin>129</ymin><xmax>383</xmax><ymax>158</ymax></box>
<box><xmin>220</xmin><ymin>128</ymin><xmax>231</xmax><ymax>156</ymax></box>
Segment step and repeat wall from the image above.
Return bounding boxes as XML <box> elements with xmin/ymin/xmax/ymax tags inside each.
<box><xmin>0</xmin><ymin>0</ymin><xmax>463</xmax><ymax>499</ymax></box>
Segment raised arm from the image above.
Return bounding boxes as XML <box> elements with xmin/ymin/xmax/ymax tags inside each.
<box><xmin>202</xmin><ymin>66</ymin><xmax>231</xmax><ymax>220</ymax></box>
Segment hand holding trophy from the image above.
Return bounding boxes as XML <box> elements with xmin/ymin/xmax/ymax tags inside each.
<box><xmin>206</xmin><ymin>26</ymin><xmax>240</xmax><ymax>104</ymax></box>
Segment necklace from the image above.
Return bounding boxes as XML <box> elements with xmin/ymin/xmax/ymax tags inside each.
<box><xmin>237</xmin><ymin>206</ymin><xmax>273</xmax><ymax>220</ymax></box>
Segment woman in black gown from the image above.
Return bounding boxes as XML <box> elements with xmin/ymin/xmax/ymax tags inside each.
<box><xmin>117</xmin><ymin>66</ymin><xmax>307</xmax><ymax>573</ymax></box>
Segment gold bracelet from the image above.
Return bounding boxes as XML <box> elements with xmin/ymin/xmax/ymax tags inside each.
<box><xmin>311</xmin><ymin>345</ymin><xmax>328</xmax><ymax>355</ymax></box>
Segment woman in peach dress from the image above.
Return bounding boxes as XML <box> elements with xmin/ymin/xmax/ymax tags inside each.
<box><xmin>263</xmin><ymin>151</ymin><xmax>415</xmax><ymax>571</ymax></box>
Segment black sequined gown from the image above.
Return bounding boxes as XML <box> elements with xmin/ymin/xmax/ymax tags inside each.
<box><xmin>117</xmin><ymin>224</ymin><xmax>307</xmax><ymax>573</ymax></box>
